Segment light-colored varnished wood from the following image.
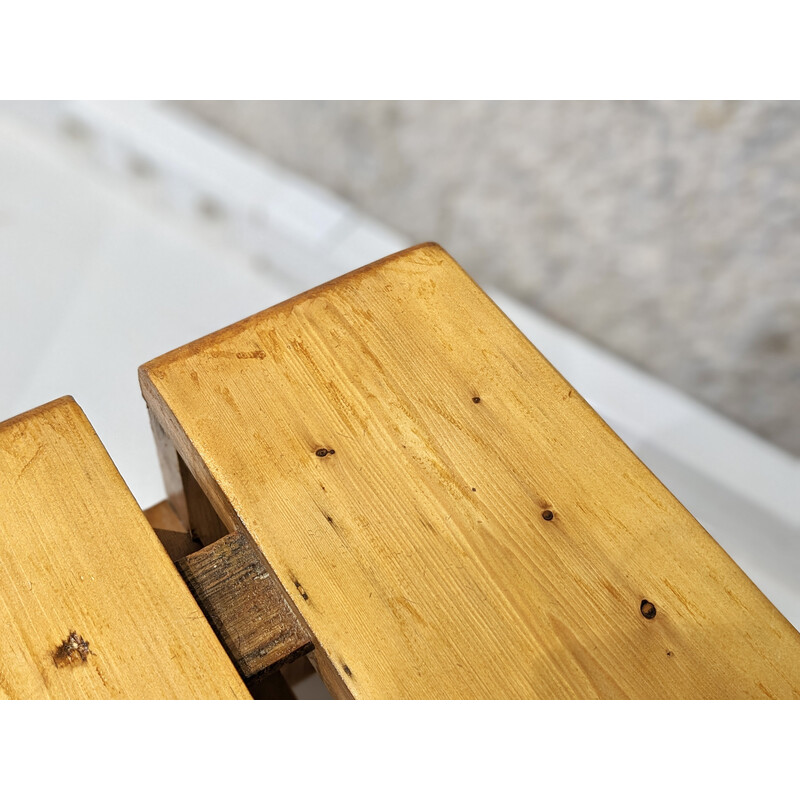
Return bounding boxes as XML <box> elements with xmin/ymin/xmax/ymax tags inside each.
<box><xmin>140</xmin><ymin>243</ymin><xmax>800</xmax><ymax>699</ymax></box>
<box><xmin>0</xmin><ymin>398</ymin><xmax>249</xmax><ymax>699</ymax></box>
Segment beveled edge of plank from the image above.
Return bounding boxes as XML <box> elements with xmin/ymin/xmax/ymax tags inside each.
<box><xmin>0</xmin><ymin>395</ymin><xmax>77</xmax><ymax>433</ymax></box>
<box><xmin>138</xmin><ymin>242</ymin><xmax>443</xmax><ymax>379</ymax></box>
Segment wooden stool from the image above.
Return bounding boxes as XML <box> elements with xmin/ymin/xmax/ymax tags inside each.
<box><xmin>139</xmin><ymin>243</ymin><xmax>800</xmax><ymax>699</ymax></box>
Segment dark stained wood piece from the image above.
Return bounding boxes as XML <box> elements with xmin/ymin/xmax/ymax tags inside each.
<box><xmin>177</xmin><ymin>531</ymin><xmax>313</xmax><ymax>682</ymax></box>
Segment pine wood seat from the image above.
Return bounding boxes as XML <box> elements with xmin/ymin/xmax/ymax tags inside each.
<box><xmin>139</xmin><ymin>243</ymin><xmax>800</xmax><ymax>699</ymax></box>
<box><xmin>0</xmin><ymin>397</ymin><xmax>249</xmax><ymax>699</ymax></box>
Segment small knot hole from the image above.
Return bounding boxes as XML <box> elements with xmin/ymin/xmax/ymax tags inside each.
<box><xmin>640</xmin><ymin>599</ymin><xmax>657</xmax><ymax>619</ymax></box>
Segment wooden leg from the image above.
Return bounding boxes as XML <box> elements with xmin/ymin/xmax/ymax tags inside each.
<box><xmin>148</xmin><ymin>409</ymin><xmax>228</xmax><ymax>546</ymax></box>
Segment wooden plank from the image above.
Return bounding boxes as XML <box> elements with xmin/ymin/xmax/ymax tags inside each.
<box><xmin>177</xmin><ymin>531</ymin><xmax>313</xmax><ymax>681</ymax></box>
<box><xmin>0</xmin><ymin>397</ymin><xmax>250</xmax><ymax>699</ymax></box>
<box><xmin>140</xmin><ymin>243</ymin><xmax>800</xmax><ymax>699</ymax></box>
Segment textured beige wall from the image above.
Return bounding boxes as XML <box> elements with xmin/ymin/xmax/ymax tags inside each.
<box><xmin>178</xmin><ymin>101</ymin><xmax>800</xmax><ymax>456</ymax></box>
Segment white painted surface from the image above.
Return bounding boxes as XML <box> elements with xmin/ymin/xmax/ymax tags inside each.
<box><xmin>1</xmin><ymin>102</ymin><xmax>797</xmax><ymax>632</ymax></box>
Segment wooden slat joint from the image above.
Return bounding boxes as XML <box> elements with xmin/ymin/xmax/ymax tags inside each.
<box><xmin>176</xmin><ymin>531</ymin><xmax>313</xmax><ymax>683</ymax></box>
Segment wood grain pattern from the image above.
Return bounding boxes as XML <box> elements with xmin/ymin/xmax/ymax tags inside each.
<box><xmin>140</xmin><ymin>243</ymin><xmax>800</xmax><ymax>699</ymax></box>
<box><xmin>177</xmin><ymin>531</ymin><xmax>313</xmax><ymax>681</ymax></box>
<box><xmin>0</xmin><ymin>397</ymin><xmax>249</xmax><ymax>699</ymax></box>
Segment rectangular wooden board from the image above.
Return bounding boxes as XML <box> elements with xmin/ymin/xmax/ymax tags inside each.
<box><xmin>0</xmin><ymin>397</ymin><xmax>250</xmax><ymax>699</ymax></box>
<box><xmin>140</xmin><ymin>243</ymin><xmax>800</xmax><ymax>699</ymax></box>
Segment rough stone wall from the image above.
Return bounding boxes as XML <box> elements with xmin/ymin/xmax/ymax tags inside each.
<box><xmin>178</xmin><ymin>101</ymin><xmax>800</xmax><ymax>456</ymax></box>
